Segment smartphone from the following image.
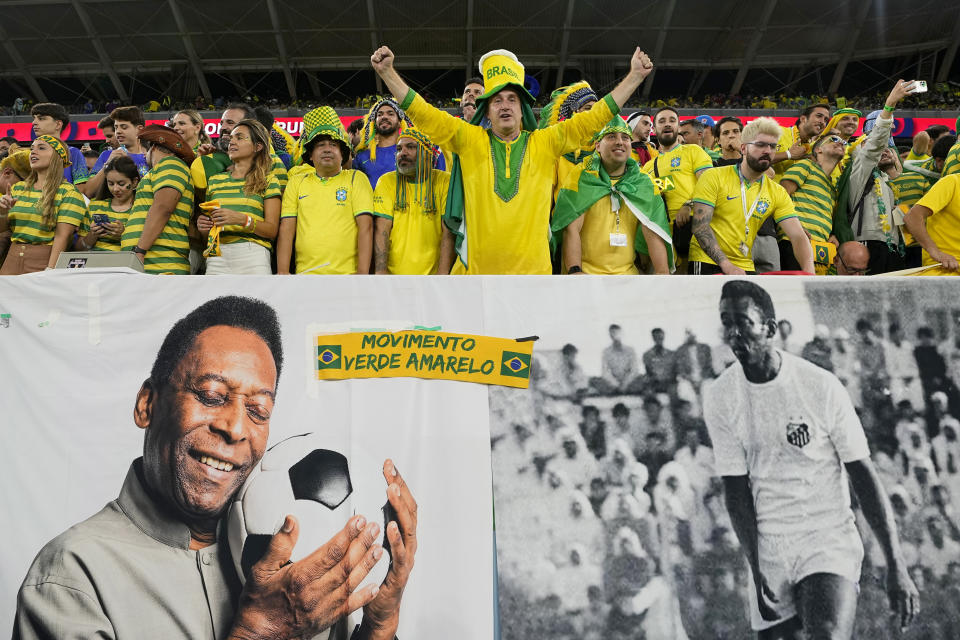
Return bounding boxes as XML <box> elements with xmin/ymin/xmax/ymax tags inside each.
<box><xmin>92</xmin><ymin>214</ymin><xmax>110</xmax><ymax>227</ymax></box>
<box><xmin>911</xmin><ymin>80</ymin><xmax>928</xmax><ymax>94</ymax></box>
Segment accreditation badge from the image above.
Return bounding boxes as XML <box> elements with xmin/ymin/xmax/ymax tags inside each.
<box><xmin>609</xmin><ymin>233</ymin><xmax>628</xmax><ymax>247</ymax></box>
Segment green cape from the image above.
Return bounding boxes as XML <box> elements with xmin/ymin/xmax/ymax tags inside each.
<box><xmin>551</xmin><ymin>153</ymin><xmax>675</xmax><ymax>272</ymax></box>
<box><xmin>442</xmin><ymin>85</ymin><xmax>538</xmax><ymax>271</ymax></box>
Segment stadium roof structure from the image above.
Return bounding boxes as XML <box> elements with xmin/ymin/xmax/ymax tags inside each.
<box><xmin>1</xmin><ymin>0</ymin><xmax>958</xmax><ymax>104</ymax></box>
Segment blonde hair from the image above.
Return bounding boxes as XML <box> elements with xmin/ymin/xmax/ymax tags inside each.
<box><xmin>234</xmin><ymin>119</ymin><xmax>272</xmax><ymax>196</ymax></box>
<box><xmin>741</xmin><ymin>117</ymin><xmax>782</xmax><ymax>144</ymax></box>
<box><xmin>24</xmin><ymin>151</ymin><xmax>65</xmax><ymax>229</ymax></box>
<box><xmin>176</xmin><ymin>109</ymin><xmax>212</xmax><ymax>147</ymax></box>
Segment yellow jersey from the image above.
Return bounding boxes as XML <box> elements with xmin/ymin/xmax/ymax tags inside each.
<box><xmin>641</xmin><ymin>144</ymin><xmax>713</xmax><ymax>223</ymax></box>
<box><xmin>915</xmin><ymin>174</ymin><xmax>960</xmax><ymax>271</ymax></box>
<box><xmin>372</xmin><ymin>169</ymin><xmax>450</xmax><ymax>274</ymax></box>
<box><xmin>689</xmin><ymin>164</ymin><xmax>797</xmax><ymax>271</ymax></box>
<box><xmin>280</xmin><ymin>169</ymin><xmax>373</xmax><ymax>274</ymax></box>
<box><xmin>576</xmin><ymin>176</ymin><xmax>640</xmax><ymax>275</ymax></box>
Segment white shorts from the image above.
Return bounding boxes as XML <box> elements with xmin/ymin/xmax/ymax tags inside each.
<box><xmin>748</xmin><ymin>520</ymin><xmax>863</xmax><ymax>631</ymax></box>
<box><xmin>205</xmin><ymin>241</ymin><xmax>272</xmax><ymax>275</ymax></box>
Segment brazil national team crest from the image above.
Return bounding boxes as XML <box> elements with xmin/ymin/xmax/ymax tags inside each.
<box><xmin>755</xmin><ymin>198</ymin><xmax>770</xmax><ymax>216</ymax></box>
<box><xmin>336</xmin><ymin>188</ymin><xmax>347</xmax><ymax>202</ymax></box>
<box><xmin>316</xmin><ymin>345</ymin><xmax>342</xmax><ymax>370</ymax></box>
<box><xmin>786</xmin><ymin>419</ymin><xmax>810</xmax><ymax>448</ymax></box>
<box><xmin>670</xmin><ymin>156</ymin><xmax>681</xmax><ymax>168</ymax></box>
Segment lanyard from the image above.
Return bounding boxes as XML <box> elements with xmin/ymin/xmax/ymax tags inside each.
<box><xmin>738</xmin><ymin>167</ymin><xmax>763</xmax><ymax>242</ymax></box>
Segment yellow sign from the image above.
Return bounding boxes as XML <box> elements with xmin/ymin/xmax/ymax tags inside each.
<box><xmin>314</xmin><ymin>331</ymin><xmax>535</xmax><ymax>388</ymax></box>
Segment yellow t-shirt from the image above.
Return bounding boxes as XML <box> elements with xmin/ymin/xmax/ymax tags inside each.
<box><xmin>641</xmin><ymin>144</ymin><xmax>713</xmax><ymax>223</ymax></box>
<box><xmin>906</xmin><ymin>149</ymin><xmax>930</xmax><ymax>163</ymax></box>
<box><xmin>401</xmin><ymin>90</ymin><xmax>619</xmax><ymax>274</ymax></box>
<box><xmin>372</xmin><ymin>169</ymin><xmax>450</xmax><ymax>275</ymax></box>
<box><xmin>9</xmin><ymin>182</ymin><xmax>86</xmax><ymax>245</ymax></box>
<box><xmin>915</xmin><ymin>174</ymin><xmax>960</xmax><ymax>269</ymax></box>
<box><xmin>280</xmin><ymin>169</ymin><xmax>373</xmax><ymax>274</ymax></box>
<box><xmin>577</xmin><ymin>177</ymin><xmax>640</xmax><ymax>275</ymax></box>
<box><xmin>689</xmin><ymin>165</ymin><xmax>797</xmax><ymax>271</ymax></box>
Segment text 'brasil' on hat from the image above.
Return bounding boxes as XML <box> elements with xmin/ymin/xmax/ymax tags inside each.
<box><xmin>477</xmin><ymin>49</ymin><xmax>536</xmax><ymax>104</ymax></box>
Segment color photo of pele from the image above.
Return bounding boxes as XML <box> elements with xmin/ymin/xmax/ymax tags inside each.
<box><xmin>492</xmin><ymin>278</ymin><xmax>960</xmax><ymax>640</ymax></box>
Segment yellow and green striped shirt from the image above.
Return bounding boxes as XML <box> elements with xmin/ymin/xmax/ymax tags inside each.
<box><xmin>9</xmin><ymin>181</ymin><xmax>86</xmax><ymax>245</ymax></box>
<box><xmin>270</xmin><ymin>151</ymin><xmax>289</xmax><ymax>190</ymax></box>
<box><xmin>80</xmin><ymin>199</ymin><xmax>130</xmax><ymax>252</ymax></box>
<box><xmin>780</xmin><ymin>159</ymin><xmax>837</xmax><ymax>242</ymax></box>
<box><xmin>206</xmin><ymin>171</ymin><xmax>282</xmax><ymax>250</ymax></box>
<box><xmin>891</xmin><ymin>170</ymin><xmax>934</xmax><ymax>209</ymax></box>
<box><xmin>942</xmin><ymin>140</ymin><xmax>960</xmax><ymax>178</ymax></box>
<box><xmin>121</xmin><ymin>155</ymin><xmax>194</xmax><ymax>274</ymax></box>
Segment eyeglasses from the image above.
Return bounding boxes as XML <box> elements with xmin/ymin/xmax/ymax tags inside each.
<box><xmin>746</xmin><ymin>140</ymin><xmax>777</xmax><ymax>150</ymax></box>
<box><xmin>837</xmin><ymin>251</ymin><xmax>869</xmax><ymax>275</ymax></box>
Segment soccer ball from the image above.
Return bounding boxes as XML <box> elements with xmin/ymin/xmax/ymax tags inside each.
<box><xmin>226</xmin><ymin>432</ymin><xmax>391</xmax><ymax>589</ymax></box>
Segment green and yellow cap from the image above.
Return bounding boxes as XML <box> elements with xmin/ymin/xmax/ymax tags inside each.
<box><xmin>35</xmin><ymin>135</ymin><xmax>70</xmax><ymax>167</ymax></box>
<box><xmin>0</xmin><ymin>149</ymin><xmax>31</xmax><ymax>178</ymax></box>
<box><xmin>592</xmin><ymin>116</ymin><xmax>633</xmax><ymax>142</ymax></box>
<box><xmin>300</xmin><ymin>106</ymin><xmax>351</xmax><ymax>164</ymax></box>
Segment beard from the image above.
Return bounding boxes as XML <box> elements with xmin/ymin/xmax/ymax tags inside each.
<box><xmin>377</xmin><ymin>121</ymin><xmax>398</xmax><ymax>137</ymax></box>
<box><xmin>746</xmin><ymin>153</ymin><xmax>771</xmax><ymax>172</ymax></box>
<box><xmin>397</xmin><ymin>160</ymin><xmax>416</xmax><ymax>176</ymax></box>
<box><xmin>217</xmin><ymin>135</ymin><xmax>230</xmax><ymax>153</ymax></box>
<box><xmin>657</xmin><ymin>130</ymin><xmax>677</xmax><ymax>147</ymax></box>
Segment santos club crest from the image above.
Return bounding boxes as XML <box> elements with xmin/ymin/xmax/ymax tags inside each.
<box><xmin>785</xmin><ymin>419</ymin><xmax>810</xmax><ymax>448</ymax></box>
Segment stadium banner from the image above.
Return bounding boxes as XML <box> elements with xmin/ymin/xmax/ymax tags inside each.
<box><xmin>312</xmin><ymin>330</ymin><xmax>535</xmax><ymax>387</ymax></box>
<box><xmin>2</xmin><ymin>115</ymin><xmax>955</xmax><ymax>143</ymax></box>
<box><xmin>3</xmin><ymin>273</ymin><xmax>959</xmax><ymax>638</ymax></box>
<box><xmin>0</xmin><ymin>271</ymin><xmax>495</xmax><ymax>639</ymax></box>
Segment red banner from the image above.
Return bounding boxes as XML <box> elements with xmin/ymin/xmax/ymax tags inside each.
<box><xmin>0</xmin><ymin>116</ymin><xmax>364</xmax><ymax>143</ymax></box>
<box><xmin>1</xmin><ymin>115</ymin><xmax>955</xmax><ymax>143</ymax></box>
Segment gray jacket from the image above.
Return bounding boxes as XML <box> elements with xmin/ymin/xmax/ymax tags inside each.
<box><xmin>848</xmin><ymin>116</ymin><xmax>900</xmax><ymax>245</ymax></box>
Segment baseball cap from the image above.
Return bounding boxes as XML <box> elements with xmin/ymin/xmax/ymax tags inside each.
<box><xmin>695</xmin><ymin>115</ymin><xmax>716</xmax><ymax>128</ymax></box>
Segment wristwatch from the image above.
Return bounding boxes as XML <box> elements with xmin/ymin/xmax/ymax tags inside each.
<box><xmin>568</xmin><ymin>265</ymin><xmax>582</xmax><ymax>274</ymax></box>
<box><xmin>133</xmin><ymin>246</ymin><xmax>148</xmax><ymax>255</ymax></box>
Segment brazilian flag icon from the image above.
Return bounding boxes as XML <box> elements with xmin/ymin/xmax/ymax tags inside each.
<box><xmin>815</xmin><ymin>245</ymin><xmax>829</xmax><ymax>262</ymax></box>
<box><xmin>500</xmin><ymin>351</ymin><xmax>531</xmax><ymax>378</ymax></box>
<box><xmin>316</xmin><ymin>345</ymin><xmax>342</xmax><ymax>370</ymax></box>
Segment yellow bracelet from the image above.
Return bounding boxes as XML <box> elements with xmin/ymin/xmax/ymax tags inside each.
<box><xmin>251</xmin><ymin>218</ymin><xmax>258</xmax><ymax>234</ymax></box>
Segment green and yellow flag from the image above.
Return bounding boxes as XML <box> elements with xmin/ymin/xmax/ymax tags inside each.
<box><xmin>551</xmin><ymin>151</ymin><xmax>675</xmax><ymax>272</ymax></box>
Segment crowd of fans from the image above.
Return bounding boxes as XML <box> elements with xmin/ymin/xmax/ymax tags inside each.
<box><xmin>492</xmin><ymin>314</ymin><xmax>960</xmax><ymax>639</ymax></box>
<box><xmin>0</xmin><ymin>47</ymin><xmax>959</xmax><ymax>278</ymax></box>
<box><xmin>4</xmin><ymin>79</ymin><xmax>958</xmax><ymax>117</ymax></box>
